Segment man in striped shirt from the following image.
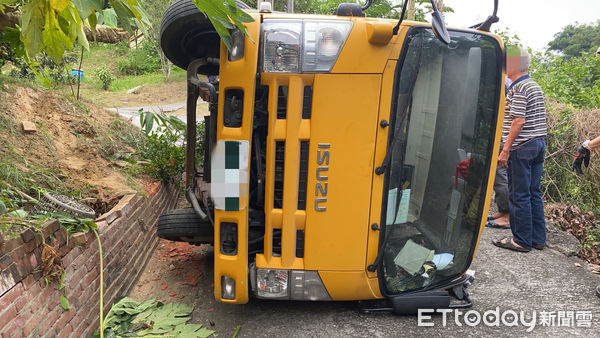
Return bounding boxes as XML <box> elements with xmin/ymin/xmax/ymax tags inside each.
<box><xmin>492</xmin><ymin>45</ymin><xmax>547</xmax><ymax>252</ymax></box>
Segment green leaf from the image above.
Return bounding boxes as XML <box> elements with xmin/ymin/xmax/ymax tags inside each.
<box><xmin>21</xmin><ymin>0</ymin><xmax>45</xmax><ymax>58</ymax></box>
<box><xmin>102</xmin><ymin>8</ymin><xmax>118</xmax><ymax>27</ymax></box>
<box><xmin>42</xmin><ymin>6</ymin><xmax>74</xmax><ymax>64</ymax></box>
<box><xmin>191</xmin><ymin>0</ymin><xmax>254</xmax><ymax>51</ymax></box>
<box><xmin>88</xmin><ymin>10</ymin><xmax>97</xmax><ymax>32</ymax></box>
<box><xmin>50</xmin><ymin>0</ymin><xmax>69</xmax><ymax>12</ymax></box>
<box><xmin>0</xmin><ymin>0</ymin><xmax>19</xmax><ymax>5</ymax></box>
<box><xmin>60</xmin><ymin>294</ymin><xmax>71</xmax><ymax>311</ymax></box>
<box><xmin>8</xmin><ymin>209</ymin><xmax>28</xmax><ymax>218</ymax></box>
<box><xmin>108</xmin><ymin>0</ymin><xmax>137</xmax><ymax>32</ymax></box>
<box><xmin>72</xmin><ymin>0</ymin><xmax>103</xmax><ymax>20</ymax></box>
<box><xmin>0</xmin><ymin>200</ymin><xmax>7</xmax><ymax>214</ymax></box>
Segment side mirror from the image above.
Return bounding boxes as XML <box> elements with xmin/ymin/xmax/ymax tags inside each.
<box><xmin>430</xmin><ymin>1</ymin><xmax>450</xmax><ymax>45</ymax></box>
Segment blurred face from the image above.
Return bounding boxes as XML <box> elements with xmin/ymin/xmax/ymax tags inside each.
<box><xmin>506</xmin><ymin>55</ymin><xmax>522</xmax><ymax>79</ymax></box>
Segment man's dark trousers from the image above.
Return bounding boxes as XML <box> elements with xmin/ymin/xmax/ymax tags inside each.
<box><xmin>507</xmin><ymin>138</ymin><xmax>546</xmax><ymax>248</ymax></box>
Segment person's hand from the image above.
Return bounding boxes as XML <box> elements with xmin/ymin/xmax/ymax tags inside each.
<box><xmin>498</xmin><ymin>149</ymin><xmax>509</xmax><ymax>168</ymax></box>
<box><xmin>572</xmin><ymin>144</ymin><xmax>591</xmax><ymax>175</ymax></box>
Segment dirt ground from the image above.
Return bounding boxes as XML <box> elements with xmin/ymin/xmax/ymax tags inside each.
<box><xmin>77</xmin><ymin>78</ymin><xmax>188</xmax><ymax>109</ymax></box>
<box><xmin>0</xmin><ymin>86</ymin><xmax>149</xmax><ymax>197</ymax></box>
<box><xmin>129</xmin><ymin>240</ymin><xmax>213</xmax><ymax>311</ymax></box>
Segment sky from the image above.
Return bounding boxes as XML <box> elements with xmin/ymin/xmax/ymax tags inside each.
<box><xmin>442</xmin><ymin>0</ymin><xmax>600</xmax><ymax>51</ymax></box>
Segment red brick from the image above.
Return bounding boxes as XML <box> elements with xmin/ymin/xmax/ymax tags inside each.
<box><xmin>9</xmin><ymin>245</ymin><xmax>26</xmax><ymax>262</ymax></box>
<box><xmin>22</xmin><ymin>316</ymin><xmax>39</xmax><ymax>337</ymax></box>
<box><xmin>95</xmin><ymin>209</ymin><xmax>118</xmax><ymax>225</ymax></box>
<box><xmin>85</xmin><ymin>254</ymin><xmax>100</xmax><ymax>272</ymax></box>
<box><xmin>0</xmin><ymin>237</ymin><xmax>20</xmax><ymax>256</ymax></box>
<box><xmin>71</xmin><ymin>232</ymin><xmax>88</xmax><ymax>246</ymax></box>
<box><xmin>27</xmin><ymin>252</ymin><xmax>38</xmax><ymax>270</ymax></box>
<box><xmin>94</xmin><ymin>220</ymin><xmax>109</xmax><ymax>229</ymax></box>
<box><xmin>57</xmin><ymin>323</ymin><xmax>73</xmax><ymax>337</ymax></box>
<box><xmin>3</xmin><ymin>314</ymin><xmax>25</xmax><ymax>337</ymax></box>
<box><xmin>38</xmin><ymin>284</ymin><xmax>54</xmax><ymax>308</ymax></box>
<box><xmin>20</xmin><ymin>229</ymin><xmax>35</xmax><ymax>243</ymax></box>
<box><xmin>0</xmin><ymin>264</ymin><xmax>19</xmax><ymax>295</ymax></box>
<box><xmin>72</xmin><ymin>322</ymin><xmax>87</xmax><ymax>338</ymax></box>
<box><xmin>55</xmin><ymin>308</ymin><xmax>76</xmax><ymax>330</ymax></box>
<box><xmin>0</xmin><ymin>305</ymin><xmax>17</xmax><ymax>328</ymax></box>
<box><xmin>14</xmin><ymin>258</ymin><xmax>32</xmax><ymax>279</ymax></box>
<box><xmin>47</xmin><ymin>293</ymin><xmax>60</xmax><ymax>311</ymax></box>
<box><xmin>22</xmin><ymin>238</ymin><xmax>37</xmax><ymax>254</ymax></box>
<box><xmin>84</xmin><ymin>315</ymin><xmax>100</xmax><ymax>338</ymax></box>
<box><xmin>61</xmin><ymin>247</ymin><xmax>82</xmax><ymax>267</ymax></box>
<box><xmin>32</xmin><ymin>233</ymin><xmax>43</xmax><ymax>247</ymax></box>
<box><xmin>41</xmin><ymin>222</ymin><xmax>57</xmax><ymax>240</ymax></box>
<box><xmin>71</xmin><ymin>251</ymin><xmax>88</xmax><ymax>270</ymax></box>
<box><xmin>83</xmin><ymin>235</ymin><xmax>99</xmax><ymax>251</ymax></box>
<box><xmin>77</xmin><ymin>282</ymin><xmax>96</xmax><ymax>307</ymax></box>
<box><xmin>14</xmin><ymin>293</ymin><xmax>29</xmax><ymax>313</ymax></box>
<box><xmin>0</xmin><ymin>256</ymin><xmax>13</xmax><ymax>276</ymax></box>
<box><xmin>113</xmin><ymin>194</ymin><xmax>137</xmax><ymax>218</ymax></box>
<box><xmin>54</xmin><ymin>228</ymin><xmax>68</xmax><ymax>247</ymax></box>
<box><xmin>37</xmin><ymin>307</ymin><xmax>61</xmax><ymax>335</ymax></box>
<box><xmin>82</xmin><ymin>268</ymin><xmax>99</xmax><ymax>289</ymax></box>
<box><xmin>0</xmin><ymin>282</ymin><xmax>23</xmax><ymax>310</ymax></box>
<box><xmin>145</xmin><ymin>181</ymin><xmax>160</xmax><ymax>198</ymax></box>
<box><xmin>21</xmin><ymin>274</ymin><xmax>41</xmax><ymax>291</ymax></box>
<box><xmin>59</xmin><ymin>245</ymin><xmax>70</xmax><ymax>256</ymax></box>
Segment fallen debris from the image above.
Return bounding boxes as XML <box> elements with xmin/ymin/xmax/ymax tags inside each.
<box><xmin>21</xmin><ymin>121</ymin><xmax>37</xmax><ymax>133</ymax></box>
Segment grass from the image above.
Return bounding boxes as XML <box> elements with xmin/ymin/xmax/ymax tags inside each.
<box><xmin>108</xmin><ymin>69</ymin><xmax>185</xmax><ymax>92</ymax></box>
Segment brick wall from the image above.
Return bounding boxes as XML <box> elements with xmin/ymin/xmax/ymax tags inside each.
<box><xmin>0</xmin><ymin>183</ymin><xmax>179</xmax><ymax>337</ymax></box>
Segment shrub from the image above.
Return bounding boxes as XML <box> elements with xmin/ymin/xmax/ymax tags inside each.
<box><xmin>138</xmin><ymin>110</ymin><xmax>186</xmax><ymax>183</ymax></box>
<box><xmin>94</xmin><ymin>65</ymin><xmax>116</xmax><ymax>90</ymax></box>
<box><xmin>531</xmin><ymin>52</ymin><xmax>600</xmax><ymax>109</ymax></box>
<box><xmin>116</xmin><ymin>41</ymin><xmax>162</xmax><ymax>76</ymax></box>
<box><xmin>542</xmin><ymin>100</ymin><xmax>600</xmax><ymax>212</ymax></box>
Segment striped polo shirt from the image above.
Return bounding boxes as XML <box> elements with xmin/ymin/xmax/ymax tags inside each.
<box><xmin>502</xmin><ymin>75</ymin><xmax>547</xmax><ymax>149</ymax></box>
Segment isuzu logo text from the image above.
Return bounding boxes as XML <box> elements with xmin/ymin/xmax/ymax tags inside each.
<box><xmin>315</xmin><ymin>143</ymin><xmax>330</xmax><ymax>211</ymax></box>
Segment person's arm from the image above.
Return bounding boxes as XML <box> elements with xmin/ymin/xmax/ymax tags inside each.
<box><xmin>572</xmin><ymin>135</ymin><xmax>599</xmax><ymax>174</ymax></box>
<box><xmin>498</xmin><ymin>117</ymin><xmax>525</xmax><ymax>168</ymax></box>
<box><xmin>583</xmin><ymin>135</ymin><xmax>600</xmax><ymax>150</ymax></box>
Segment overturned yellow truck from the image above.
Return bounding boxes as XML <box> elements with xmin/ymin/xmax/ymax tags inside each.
<box><xmin>157</xmin><ymin>0</ymin><xmax>505</xmax><ymax>313</ymax></box>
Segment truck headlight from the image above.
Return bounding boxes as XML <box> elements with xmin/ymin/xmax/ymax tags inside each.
<box><xmin>257</xmin><ymin>269</ymin><xmax>289</xmax><ymax>298</ymax></box>
<box><xmin>253</xmin><ymin>268</ymin><xmax>332</xmax><ymax>300</ymax></box>
<box><xmin>262</xmin><ymin>20</ymin><xmax>352</xmax><ymax>73</ymax></box>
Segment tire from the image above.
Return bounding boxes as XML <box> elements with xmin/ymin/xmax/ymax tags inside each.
<box><xmin>157</xmin><ymin>208</ymin><xmax>214</xmax><ymax>244</ymax></box>
<box><xmin>159</xmin><ymin>0</ymin><xmax>251</xmax><ymax>73</ymax></box>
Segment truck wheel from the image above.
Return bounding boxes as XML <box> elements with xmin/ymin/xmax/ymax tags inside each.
<box><xmin>160</xmin><ymin>0</ymin><xmax>250</xmax><ymax>73</ymax></box>
<box><xmin>157</xmin><ymin>208</ymin><xmax>214</xmax><ymax>245</ymax></box>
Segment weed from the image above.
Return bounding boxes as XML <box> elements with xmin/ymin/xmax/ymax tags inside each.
<box><xmin>94</xmin><ymin>65</ymin><xmax>116</xmax><ymax>91</ymax></box>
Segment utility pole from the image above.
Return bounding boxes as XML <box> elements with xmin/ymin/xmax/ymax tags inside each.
<box><xmin>287</xmin><ymin>0</ymin><xmax>294</xmax><ymax>13</ymax></box>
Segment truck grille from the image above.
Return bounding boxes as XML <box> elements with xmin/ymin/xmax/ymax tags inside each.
<box><xmin>259</xmin><ymin>75</ymin><xmax>313</xmax><ymax>266</ymax></box>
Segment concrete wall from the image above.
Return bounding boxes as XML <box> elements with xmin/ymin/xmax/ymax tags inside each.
<box><xmin>0</xmin><ymin>183</ymin><xmax>179</xmax><ymax>337</ymax></box>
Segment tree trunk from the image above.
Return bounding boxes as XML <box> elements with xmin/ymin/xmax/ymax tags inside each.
<box><xmin>84</xmin><ymin>25</ymin><xmax>130</xmax><ymax>44</ymax></box>
<box><xmin>435</xmin><ymin>0</ymin><xmax>444</xmax><ymax>13</ymax></box>
<box><xmin>407</xmin><ymin>0</ymin><xmax>415</xmax><ymax>20</ymax></box>
<box><xmin>0</xmin><ymin>9</ymin><xmax>19</xmax><ymax>29</ymax></box>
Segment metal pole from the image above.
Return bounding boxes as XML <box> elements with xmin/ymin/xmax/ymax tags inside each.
<box><xmin>287</xmin><ymin>0</ymin><xmax>293</xmax><ymax>12</ymax></box>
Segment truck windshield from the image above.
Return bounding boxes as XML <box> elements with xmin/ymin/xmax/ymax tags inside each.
<box><xmin>380</xmin><ymin>28</ymin><xmax>502</xmax><ymax>295</ymax></box>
